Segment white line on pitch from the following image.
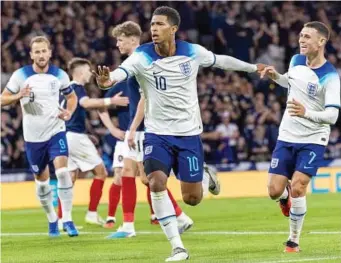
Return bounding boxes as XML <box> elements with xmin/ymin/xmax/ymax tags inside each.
<box><xmin>259</xmin><ymin>256</ymin><xmax>341</xmax><ymax>263</ymax></box>
<box><xmin>1</xmin><ymin>230</ymin><xmax>340</xmax><ymax>237</ymax></box>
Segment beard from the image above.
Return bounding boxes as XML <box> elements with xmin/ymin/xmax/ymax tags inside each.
<box><xmin>35</xmin><ymin>60</ymin><xmax>49</xmax><ymax>69</ymax></box>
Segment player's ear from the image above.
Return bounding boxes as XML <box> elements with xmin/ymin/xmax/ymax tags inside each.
<box><xmin>171</xmin><ymin>25</ymin><xmax>178</xmax><ymax>35</ymax></box>
<box><xmin>319</xmin><ymin>36</ymin><xmax>327</xmax><ymax>47</ymax></box>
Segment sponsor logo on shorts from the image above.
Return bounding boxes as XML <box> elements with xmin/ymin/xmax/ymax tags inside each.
<box><xmin>190</xmin><ymin>173</ymin><xmax>199</xmax><ymax>177</ymax></box>
<box><xmin>118</xmin><ymin>155</ymin><xmax>123</xmax><ymax>162</ymax></box>
<box><xmin>31</xmin><ymin>165</ymin><xmax>39</xmax><ymax>173</ymax></box>
<box><xmin>145</xmin><ymin>146</ymin><xmax>153</xmax><ymax>155</ymax></box>
<box><xmin>270</xmin><ymin>158</ymin><xmax>279</xmax><ymax>169</ymax></box>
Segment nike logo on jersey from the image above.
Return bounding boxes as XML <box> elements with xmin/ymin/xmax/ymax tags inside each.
<box><xmin>303</xmin><ymin>165</ymin><xmax>314</xmax><ymax>169</ymax></box>
<box><xmin>190</xmin><ymin>173</ymin><xmax>199</xmax><ymax>177</ymax></box>
<box><xmin>153</xmin><ymin>71</ymin><xmax>162</xmax><ymax>75</ymax></box>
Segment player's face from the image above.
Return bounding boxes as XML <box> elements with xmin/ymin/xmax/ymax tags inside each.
<box><xmin>299</xmin><ymin>27</ymin><xmax>326</xmax><ymax>56</ymax></box>
<box><xmin>82</xmin><ymin>64</ymin><xmax>93</xmax><ymax>84</ymax></box>
<box><xmin>116</xmin><ymin>35</ymin><xmax>135</xmax><ymax>55</ymax></box>
<box><xmin>30</xmin><ymin>42</ymin><xmax>52</xmax><ymax>69</ymax></box>
<box><xmin>150</xmin><ymin>15</ymin><xmax>177</xmax><ymax>44</ymax></box>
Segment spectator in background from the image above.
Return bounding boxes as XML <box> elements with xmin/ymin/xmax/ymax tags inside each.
<box><xmin>251</xmin><ymin>125</ymin><xmax>270</xmax><ymax>162</ymax></box>
<box><xmin>1</xmin><ymin>1</ymin><xmax>341</xmax><ymax>169</ymax></box>
<box><xmin>216</xmin><ymin>112</ymin><xmax>240</xmax><ymax>163</ymax></box>
<box><xmin>326</xmin><ymin>127</ymin><xmax>341</xmax><ymax>159</ymax></box>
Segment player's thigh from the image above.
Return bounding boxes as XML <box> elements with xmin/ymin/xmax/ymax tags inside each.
<box><xmin>268</xmin><ymin>141</ymin><xmax>296</xmax><ymax>180</ymax></box>
<box><xmin>143</xmin><ymin>133</ymin><xmax>173</xmax><ymax>177</ymax></box>
<box><xmin>295</xmin><ymin>144</ymin><xmax>326</xmax><ymax>178</ymax></box>
<box><xmin>48</xmin><ymin>132</ymin><xmax>69</xmax><ymax>169</ymax></box>
<box><xmin>25</xmin><ymin>140</ymin><xmax>50</xmax><ymax>176</ymax></box>
<box><xmin>176</xmin><ymin>135</ymin><xmax>204</xmax><ymax>184</ymax></box>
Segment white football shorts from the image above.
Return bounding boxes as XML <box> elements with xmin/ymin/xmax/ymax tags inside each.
<box><xmin>66</xmin><ymin>131</ymin><xmax>103</xmax><ymax>172</ymax></box>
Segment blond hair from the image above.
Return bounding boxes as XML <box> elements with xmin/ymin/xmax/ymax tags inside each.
<box><xmin>30</xmin><ymin>36</ymin><xmax>51</xmax><ymax>49</ymax></box>
<box><xmin>112</xmin><ymin>21</ymin><xmax>142</xmax><ymax>38</ymax></box>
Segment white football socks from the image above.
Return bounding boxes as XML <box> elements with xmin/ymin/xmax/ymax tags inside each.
<box><xmin>288</xmin><ymin>196</ymin><xmax>307</xmax><ymax>244</ymax></box>
<box><xmin>151</xmin><ymin>190</ymin><xmax>184</xmax><ymax>249</ymax></box>
<box><xmin>35</xmin><ymin>178</ymin><xmax>57</xmax><ymax>223</ymax></box>
<box><xmin>56</xmin><ymin>168</ymin><xmax>73</xmax><ymax>223</ymax></box>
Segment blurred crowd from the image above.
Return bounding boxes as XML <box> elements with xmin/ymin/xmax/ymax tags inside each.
<box><xmin>1</xmin><ymin>1</ymin><xmax>341</xmax><ymax>170</ymax></box>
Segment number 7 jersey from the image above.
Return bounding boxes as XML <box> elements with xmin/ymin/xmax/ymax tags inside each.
<box><xmin>115</xmin><ymin>40</ymin><xmax>216</xmax><ymax>136</ymax></box>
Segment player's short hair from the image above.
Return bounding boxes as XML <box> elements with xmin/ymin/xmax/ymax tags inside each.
<box><xmin>30</xmin><ymin>36</ymin><xmax>51</xmax><ymax>49</ymax></box>
<box><xmin>67</xmin><ymin>57</ymin><xmax>91</xmax><ymax>75</ymax></box>
<box><xmin>304</xmin><ymin>21</ymin><xmax>330</xmax><ymax>41</ymax></box>
<box><xmin>153</xmin><ymin>6</ymin><xmax>181</xmax><ymax>27</ymax></box>
<box><xmin>112</xmin><ymin>21</ymin><xmax>142</xmax><ymax>38</ymax></box>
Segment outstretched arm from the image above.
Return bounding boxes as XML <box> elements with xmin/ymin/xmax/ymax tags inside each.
<box><xmin>80</xmin><ymin>92</ymin><xmax>129</xmax><ymax>109</ymax></box>
<box><xmin>213</xmin><ymin>54</ymin><xmax>259</xmax><ymax>73</ymax></box>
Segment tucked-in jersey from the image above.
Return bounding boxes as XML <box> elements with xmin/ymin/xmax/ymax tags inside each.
<box><xmin>116</xmin><ymin>40</ymin><xmax>216</xmax><ymax>136</ymax></box>
<box><xmin>5</xmin><ymin>65</ymin><xmax>72</xmax><ymax>142</ymax></box>
<box><xmin>279</xmin><ymin>54</ymin><xmax>341</xmax><ymax>146</ymax></box>
<box><xmin>64</xmin><ymin>81</ymin><xmax>87</xmax><ymax>134</ymax></box>
<box><xmin>105</xmin><ymin>77</ymin><xmax>144</xmax><ymax>132</ymax></box>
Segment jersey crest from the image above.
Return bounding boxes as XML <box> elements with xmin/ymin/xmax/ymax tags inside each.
<box><xmin>270</xmin><ymin>158</ymin><xmax>279</xmax><ymax>169</ymax></box>
<box><xmin>307</xmin><ymin>82</ymin><xmax>317</xmax><ymax>98</ymax></box>
<box><xmin>50</xmin><ymin>80</ymin><xmax>59</xmax><ymax>95</ymax></box>
<box><xmin>179</xmin><ymin>62</ymin><xmax>191</xmax><ymax>76</ymax></box>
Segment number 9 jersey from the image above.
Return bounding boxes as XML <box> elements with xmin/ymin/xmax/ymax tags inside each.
<box><xmin>114</xmin><ymin>40</ymin><xmax>216</xmax><ymax>136</ymax></box>
<box><xmin>5</xmin><ymin>65</ymin><xmax>72</xmax><ymax>142</ymax></box>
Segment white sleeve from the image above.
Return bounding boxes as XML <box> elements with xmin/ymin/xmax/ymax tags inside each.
<box><xmin>213</xmin><ymin>55</ymin><xmax>257</xmax><ymax>73</ymax></box>
<box><xmin>273</xmin><ymin>73</ymin><xmax>289</xmax><ymax>88</ymax></box>
<box><xmin>110</xmin><ymin>52</ymin><xmax>141</xmax><ymax>82</ymax></box>
<box><xmin>5</xmin><ymin>70</ymin><xmax>22</xmax><ymax>94</ymax></box>
<box><xmin>59</xmin><ymin>69</ymin><xmax>70</xmax><ymax>90</ymax></box>
<box><xmin>304</xmin><ymin>107</ymin><xmax>339</xmax><ymax>125</ymax></box>
<box><xmin>324</xmin><ymin>73</ymin><xmax>341</xmax><ymax>108</ymax></box>
<box><xmin>193</xmin><ymin>44</ymin><xmax>216</xmax><ymax>67</ymax></box>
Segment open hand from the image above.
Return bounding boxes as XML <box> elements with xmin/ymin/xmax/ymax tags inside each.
<box><xmin>92</xmin><ymin>66</ymin><xmax>114</xmax><ymax>90</ymax></box>
<box><xmin>287</xmin><ymin>98</ymin><xmax>306</xmax><ymax>117</ymax></box>
<box><xmin>58</xmin><ymin>107</ymin><xmax>71</xmax><ymax>121</ymax></box>
<box><xmin>260</xmin><ymin>66</ymin><xmax>279</xmax><ymax>80</ymax></box>
<box><xmin>20</xmin><ymin>84</ymin><xmax>32</xmax><ymax>98</ymax></box>
<box><xmin>128</xmin><ymin>130</ymin><xmax>136</xmax><ymax>150</ymax></box>
<box><xmin>111</xmin><ymin>91</ymin><xmax>129</xmax><ymax>107</ymax></box>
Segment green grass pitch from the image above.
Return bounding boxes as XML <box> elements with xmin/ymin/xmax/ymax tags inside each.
<box><xmin>2</xmin><ymin>194</ymin><xmax>340</xmax><ymax>263</ymax></box>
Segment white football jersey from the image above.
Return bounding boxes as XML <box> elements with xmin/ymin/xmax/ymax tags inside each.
<box><xmin>279</xmin><ymin>54</ymin><xmax>341</xmax><ymax>146</ymax></box>
<box><xmin>115</xmin><ymin>40</ymin><xmax>216</xmax><ymax>136</ymax></box>
<box><xmin>6</xmin><ymin>65</ymin><xmax>71</xmax><ymax>142</ymax></box>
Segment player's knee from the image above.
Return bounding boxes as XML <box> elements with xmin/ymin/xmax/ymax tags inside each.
<box><xmin>122</xmin><ymin>165</ymin><xmax>135</xmax><ymax>177</ymax></box>
<box><xmin>55</xmin><ymin>167</ymin><xmax>72</xmax><ymax>187</ymax></box>
<box><xmin>148</xmin><ymin>173</ymin><xmax>167</xmax><ymax>192</ymax></box>
<box><xmin>182</xmin><ymin>193</ymin><xmax>201</xmax><ymax>206</ymax></box>
<box><xmin>94</xmin><ymin>164</ymin><xmax>108</xmax><ymax>179</ymax></box>
<box><xmin>291</xmin><ymin>182</ymin><xmax>306</xmax><ymax>198</ymax></box>
<box><xmin>267</xmin><ymin>184</ymin><xmax>282</xmax><ymax>200</ymax></box>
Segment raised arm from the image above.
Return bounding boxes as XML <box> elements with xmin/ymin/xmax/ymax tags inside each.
<box><xmin>93</xmin><ymin>52</ymin><xmax>141</xmax><ymax>90</ymax></box>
